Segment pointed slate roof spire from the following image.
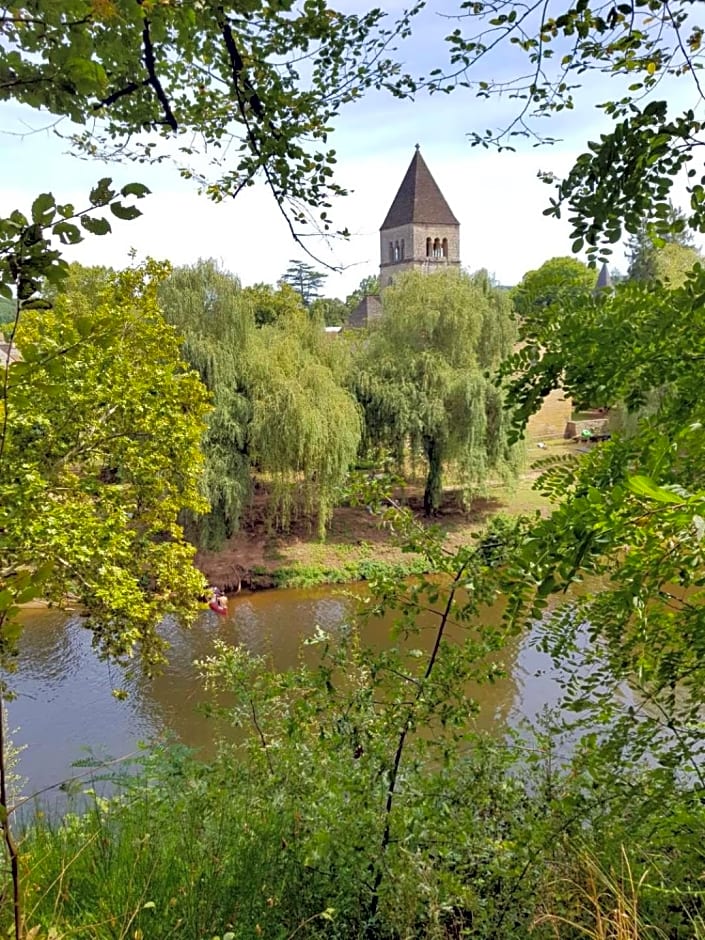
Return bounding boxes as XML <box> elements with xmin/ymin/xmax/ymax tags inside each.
<box><xmin>595</xmin><ymin>262</ymin><xmax>612</xmax><ymax>290</ymax></box>
<box><xmin>380</xmin><ymin>146</ymin><xmax>459</xmax><ymax>230</ymax></box>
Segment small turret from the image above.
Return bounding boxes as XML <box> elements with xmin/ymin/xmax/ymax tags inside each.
<box><xmin>595</xmin><ymin>262</ymin><xmax>613</xmax><ymax>290</ymax></box>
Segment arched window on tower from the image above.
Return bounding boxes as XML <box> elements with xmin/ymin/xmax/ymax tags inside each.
<box><xmin>433</xmin><ymin>238</ymin><xmax>442</xmax><ymax>258</ymax></box>
<box><xmin>426</xmin><ymin>237</ymin><xmax>432</xmax><ymax>257</ymax></box>
<box><xmin>389</xmin><ymin>242</ymin><xmax>394</xmax><ymax>263</ymax></box>
<box><xmin>401</xmin><ymin>239</ymin><xmax>405</xmax><ymax>260</ymax></box>
<box><xmin>442</xmin><ymin>238</ymin><xmax>448</xmax><ymax>258</ymax></box>
<box><xmin>394</xmin><ymin>240</ymin><xmax>401</xmax><ymax>261</ymax></box>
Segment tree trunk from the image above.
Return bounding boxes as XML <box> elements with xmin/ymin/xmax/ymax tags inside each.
<box><xmin>423</xmin><ymin>436</ymin><xmax>443</xmax><ymax>516</ymax></box>
<box><xmin>0</xmin><ymin>688</ymin><xmax>23</xmax><ymax>940</ymax></box>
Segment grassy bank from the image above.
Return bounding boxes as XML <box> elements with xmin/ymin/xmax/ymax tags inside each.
<box><xmin>196</xmin><ymin>441</ymin><xmax>575</xmax><ymax>591</ymax></box>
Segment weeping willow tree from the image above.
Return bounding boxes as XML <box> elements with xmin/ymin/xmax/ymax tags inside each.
<box><xmin>247</xmin><ymin>308</ymin><xmax>361</xmax><ymax>536</ymax></box>
<box><xmin>353</xmin><ymin>269</ymin><xmax>519</xmax><ymax>515</ymax></box>
<box><xmin>159</xmin><ymin>260</ymin><xmax>359</xmax><ymax>542</ymax></box>
<box><xmin>158</xmin><ymin>259</ymin><xmax>254</xmax><ymax>548</ymax></box>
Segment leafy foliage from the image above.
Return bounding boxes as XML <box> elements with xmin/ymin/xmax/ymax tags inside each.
<box><xmin>246</xmin><ymin>308</ymin><xmax>361</xmax><ymax>535</ymax></box>
<box><xmin>241</xmin><ymin>281</ymin><xmax>305</xmax><ymax>328</ymax></box>
<box><xmin>353</xmin><ymin>269</ymin><xmax>519</xmax><ymax>515</ymax></box>
<box><xmin>0</xmin><ymin>298</ymin><xmax>15</xmax><ymax>325</ymax></box>
<box><xmin>627</xmin><ymin>202</ymin><xmax>696</xmax><ymax>282</ymax></box>
<box><xmin>159</xmin><ymin>261</ymin><xmax>360</xmax><ymax>542</ymax></box>
<box><xmin>416</xmin><ymin>1</ymin><xmax>705</xmax><ymax>262</ymax></box>
<box><xmin>501</xmin><ymin>263</ymin><xmax>705</xmax><ymax>745</ymax></box>
<box><xmin>10</xmin><ymin>520</ymin><xmax>705</xmax><ymax>939</ymax></box>
<box><xmin>644</xmin><ymin>240</ymin><xmax>704</xmax><ymax>287</ymax></box>
<box><xmin>309</xmin><ymin>295</ymin><xmax>349</xmax><ymax>326</ymax></box>
<box><xmin>512</xmin><ymin>256</ymin><xmax>596</xmax><ymax>318</ymax></box>
<box><xmin>158</xmin><ymin>260</ymin><xmax>253</xmax><ymax>548</ymax></box>
<box><xmin>1</xmin><ymin>260</ymin><xmax>209</xmax><ymax>675</ymax></box>
<box><xmin>0</xmin><ymin>1</ymin><xmax>416</xmax><ymax>243</ymax></box>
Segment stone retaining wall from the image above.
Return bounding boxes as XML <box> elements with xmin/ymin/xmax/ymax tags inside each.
<box><xmin>564</xmin><ymin>417</ymin><xmax>610</xmax><ymax>439</ymax></box>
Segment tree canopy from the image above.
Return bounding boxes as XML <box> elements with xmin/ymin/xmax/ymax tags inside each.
<box><xmin>159</xmin><ymin>260</ymin><xmax>359</xmax><ymax>542</ymax></box>
<box><xmin>353</xmin><ymin>269</ymin><xmax>518</xmax><ymax>515</ymax></box>
<box><xmin>627</xmin><ymin>220</ymin><xmax>703</xmax><ymax>287</ymax></box>
<box><xmin>421</xmin><ymin>0</ymin><xmax>705</xmax><ymax>263</ymax></box>
<box><xmin>0</xmin><ymin>1</ymin><xmax>411</xmax><ymax>241</ymax></box>
<box><xmin>511</xmin><ymin>257</ymin><xmax>596</xmax><ymax>318</ymax></box>
<box><xmin>309</xmin><ymin>296</ymin><xmax>349</xmax><ymax>326</ymax></box>
<box><xmin>241</xmin><ymin>282</ymin><xmax>305</xmax><ymax>328</ymax></box>
<box><xmin>1</xmin><ymin>261</ymin><xmax>209</xmax><ymax>675</ymax></box>
<box><xmin>498</xmin><ymin>266</ymin><xmax>705</xmax><ymax>754</ymax></box>
<box><xmin>247</xmin><ymin>308</ymin><xmax>361</xmax><ymax>534</ymax></box>
<box><xmin>158</xmin><ymin>259</ymin><xmax>253</xmax><ymax>548</ymax></box>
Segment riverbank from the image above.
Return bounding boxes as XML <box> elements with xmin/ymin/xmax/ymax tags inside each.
<box><xmin>195</xmin><ymin>443</ymin><xmax>574</xmax><ymax>591</ymax></box>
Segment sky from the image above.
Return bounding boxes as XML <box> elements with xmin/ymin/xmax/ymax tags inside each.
<box><xmin>0</xmin><ymin>2</ymin><xmax>701</xmax><ymax>299</ymax></box>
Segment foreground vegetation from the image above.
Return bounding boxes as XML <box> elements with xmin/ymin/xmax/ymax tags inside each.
<box><xmin>16</xmin><ymin>732</ymin><xmax>705</xmax><ymax>939</ymax></box>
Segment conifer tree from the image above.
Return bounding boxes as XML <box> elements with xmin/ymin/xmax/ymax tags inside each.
<box><xmin>280</xmin><ymin>261</ymin><xmax>327</xmax><ymax>308</ymax></box>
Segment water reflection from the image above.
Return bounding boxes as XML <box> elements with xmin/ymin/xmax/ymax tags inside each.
<box><xmin>6</xmin><ymin>585</ymin><xmax>580</xmax><ymax>802</ymax></box>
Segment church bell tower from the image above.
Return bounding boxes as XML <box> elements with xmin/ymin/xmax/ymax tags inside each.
<box><xmin>379</xmin><ymin>145</ymin><xmax>461</xmax><ymax>289</ymax></box>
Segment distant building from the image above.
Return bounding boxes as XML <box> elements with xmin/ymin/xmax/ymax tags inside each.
<box><xmin>595</xmin><ymin>261</ymin><xmax>613</xmax><ymax>291</ymax></box>
<box><xmin>346</xmin><ymin>294</ymin><xmax>382</xmax><ymax>329</ymax></box>
<box><xmin>0</xmin><ymin>340</ymin><xmax>21</xmax><ymax>367</ymax></box>
<box><xmin>344</xmin><ymin>146</ymin><xmax>573</xmax><ymax>439</ymax></box>
<box><xmin>347</xmin><ymin>145</ymin><xmax>460</xmax><ymax>328</ymax></box>
<box><xmin>379</xmin><ymin>144</ymin><xmax>460</xmax><ymax>289</ymax></box>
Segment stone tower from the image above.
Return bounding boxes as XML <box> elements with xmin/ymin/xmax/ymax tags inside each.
<box><xmin>378</xmin><ymin>145</ymin><xmax>460</xmax><ymax>289</ymax></box>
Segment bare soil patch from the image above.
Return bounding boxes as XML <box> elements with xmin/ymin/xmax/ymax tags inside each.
<box><xmin>195</xmin><ymin>461</ymin><xmax>566</xmax><ymax>592</ymax></box>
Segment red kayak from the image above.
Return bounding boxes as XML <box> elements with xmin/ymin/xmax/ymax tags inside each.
<box><xmin>209</xmin><ymin>600</ymin><xmax>227</xmax><ymax>615</ymax></box>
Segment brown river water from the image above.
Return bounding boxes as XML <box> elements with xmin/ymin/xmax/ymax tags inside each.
<box><xmin>8</xmin><ymin>584</ymin><xmax>581</xmax><ymax>807</ymax></box>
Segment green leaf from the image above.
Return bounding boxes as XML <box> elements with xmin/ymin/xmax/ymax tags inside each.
<box><xmin>81</xmin><ymin>215</ymin><xmax>112</xmax><ymax>236</ymax></box>
<box><xmin>110</xmin><ymin>202</ymin><xmax>142</xmax><ymax>221</ymax></box>
<box><xmin>626</xmin><ymin>475</ymin><xmax>683</xmax><ymax>504</ymax></box>
<box><xmin>52</xmin><ymin>221</ymin><xmax>83</xmax><ymax>245</ymax></box>
<box><xmin>120</xmin><ymin>182</ymin><xmax>151</xmax><ymax>199</ymax></box>
<box><xmin>75</xmin><ymin>314</ymin><xmax>93</xmax><ymax>337</ymax></box>
<box><xmin>31</xmin><ymin>192</ymin><xmax>56</xmax><ymax>225</ymax></box>
<box><xmin>89</xmin><ymin>178</ymin><xmax>116</xmax><ymax>206</ymax></box>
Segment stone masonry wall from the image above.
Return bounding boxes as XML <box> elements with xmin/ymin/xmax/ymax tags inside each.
<box><xmin>564</xmin><ymin>417</ymin><xmax>610</xmax><ymax>439</ymax></box>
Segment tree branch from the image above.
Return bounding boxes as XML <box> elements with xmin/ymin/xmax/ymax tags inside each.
<box><xmin>138</xmin><ymin>8</ymin><xmax>177</xmax><ymax>132</ymax></box>
<box><xmin>93</xmin><ymin>79</ymin><xmax>150</xmax><ymax>112</ymax></box>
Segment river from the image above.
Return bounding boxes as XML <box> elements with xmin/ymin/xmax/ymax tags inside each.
<box><xmin>7</xmin><ymin>583</ymin><xmax>575</xmax><ymax>807</ymax></box>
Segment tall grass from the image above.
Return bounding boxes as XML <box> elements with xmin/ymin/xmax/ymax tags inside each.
<box><xmin>535</xmin><ymin>850</ymin><xmax>654</xmax><ymax>939</ymax></box>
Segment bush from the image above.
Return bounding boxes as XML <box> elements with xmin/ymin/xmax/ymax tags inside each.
<box><xmin>12</xmin><ymin>636</ymin><xmax>705</xmax><ymax>940</ymax></box>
